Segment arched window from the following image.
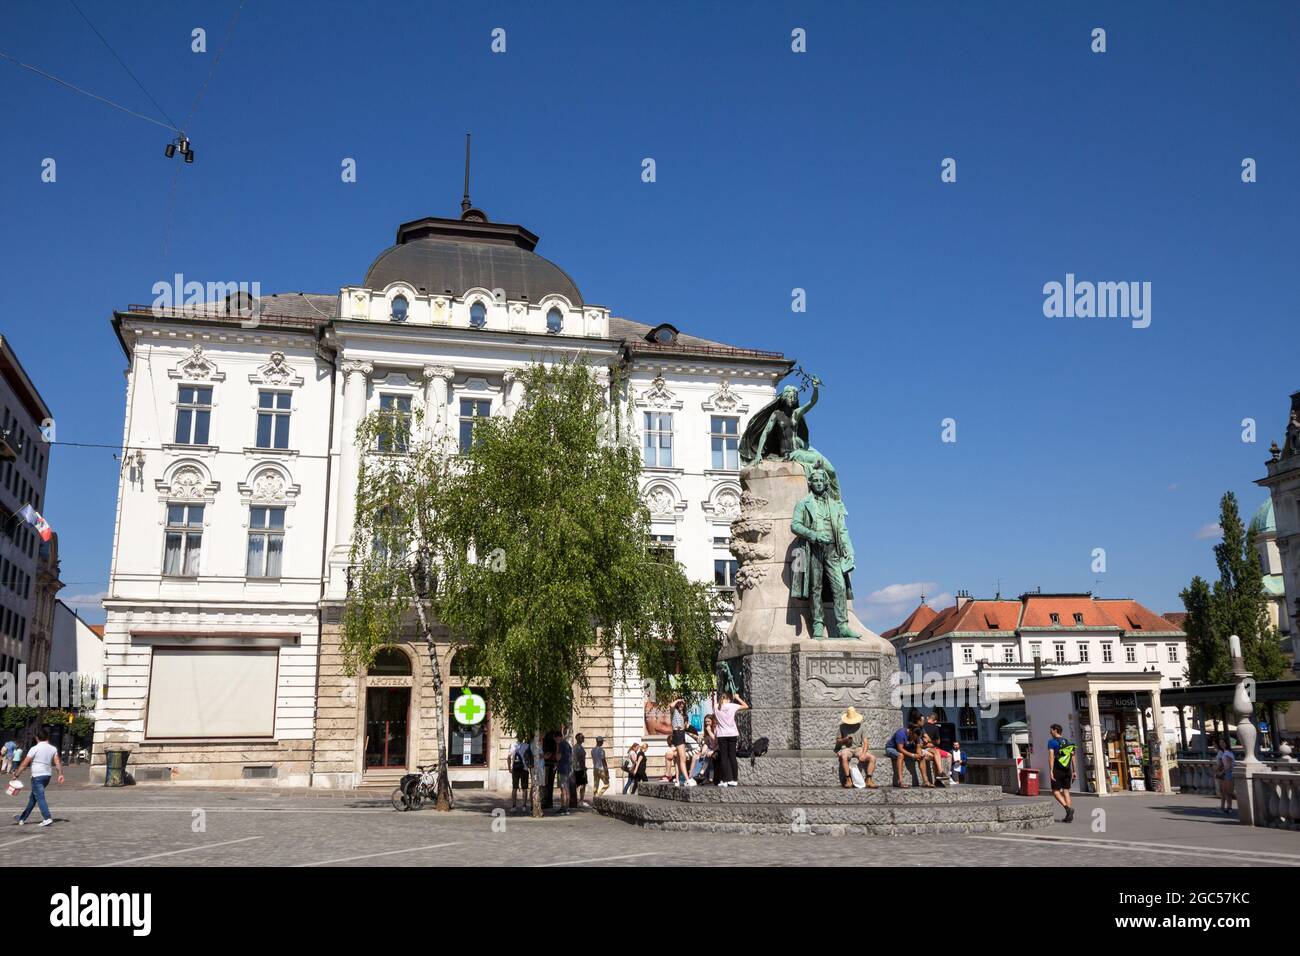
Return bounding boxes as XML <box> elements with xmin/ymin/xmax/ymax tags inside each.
<box><xmin>368</xmin><ymin>647</ymin><xmax>412</xmax><ymax>676</ymax></box>
<box><xmin>546</xmin><ymin>307</ymin><xmax>563</xmax><ymax>334</ymax></box>
<box><xmin>469</xmin><ymin>301</ymin><xmax>487</xmax><ymax>328</ymax></box>
<box><xmin>390</xmin><ymin>295</ymin><xmax>408</xmax><ymax>322</ymax></box>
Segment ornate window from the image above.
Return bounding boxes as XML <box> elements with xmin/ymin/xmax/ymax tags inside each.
<box><xmin>469</xmin><ymin>301</ymin><xmax>487</xmax><ymax>328</ymax></box>
<box><xmin>710</xmin><ymin>416</ymin><xmax>739</xmax><ymax>470</ymax></box>
<box><xmin>390</xmin><ymin>295</ymin><xmax>409</xmax><ymax>322</ymax></box>
<box><xmin>546</xmin><ymin>307</ymin><xmax>563</xmax><ymax>334</ymax></box>
<box><xmin>246</xmin><ymin>506</ymin><xmax>285</xmax><ymax>578</ymax></box>
<box><xmin>163</xmin><ymin>503</ymin><xmax>204</xmax><ymax>576</ymax></box>
<box><xmin>255</xmin><ymin>391</ymin><xmax>291</xmax><ymax>449</ymax></box>
<box><xmin>643</xmin><ymin>412</ymin><xmax>673</xmax><ymax>467</ymax></box>
<box><xmin>174</xmin><ymin>386</ymin><xmax>212</xmax><ymax>445</ymax></box>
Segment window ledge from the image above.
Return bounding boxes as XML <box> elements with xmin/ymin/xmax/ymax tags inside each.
<box><xmin>162</xmin><ymin>443</ymin><xmax>218</xmax><ymax>455</ymax></box>
<box><xmin>641</xmin><ymin>466</ymin><xmax>684</xmax><ymax>476</ymax></box>
<box><xmin>244</xmin><ymin>446</ymin><xmax>299</xmax><ymax>457</ymax></box>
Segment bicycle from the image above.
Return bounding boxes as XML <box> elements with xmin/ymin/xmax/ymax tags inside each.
<box><xmin>391</xmin><ymin>764</ymin><xmax>452</xmax><ymax>811</ymax></box>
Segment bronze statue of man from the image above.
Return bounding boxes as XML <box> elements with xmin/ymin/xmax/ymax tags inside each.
<box><xmin>790</xmin><ymin>467</ymin><xmax>859</xmax><ymax>640</ymax></box>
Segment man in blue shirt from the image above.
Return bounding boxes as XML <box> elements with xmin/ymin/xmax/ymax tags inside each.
<box><xmin>886</xmin><ymin>723</ymin><xmax>925</xmax><ymax>788</ymax></box>
<box><xmin>1047</xmin><ymin>723</ymin><xmax>1076</xmax><ymax>823</ymax></box>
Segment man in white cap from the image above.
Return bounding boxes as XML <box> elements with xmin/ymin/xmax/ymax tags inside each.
<box><xmin>834</xmin><ymin>706</ymin><xmax>878</xmax><ymax>789</ymax></box>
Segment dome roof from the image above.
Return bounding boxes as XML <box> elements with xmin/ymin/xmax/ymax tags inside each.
<box><xmin>362</xmin><ymin>212</ymin><xmax>582</xmax><ymax>307</ymax></box>
<box><xmin>1250</xmin><ymin>497</ymin><xmax>1276</xmax><ymax>534</ymax></box>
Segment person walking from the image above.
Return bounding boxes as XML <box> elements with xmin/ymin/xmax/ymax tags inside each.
<box><xmin>591</xmin><ymin>736</ymin><xmax>609</xmax><ymax>797</ymax></box>
<box><xmin>1047</xmin><ymin>723</ymin><xmax>1076</xmax><ymax>823</ymax></box>
<box><xmin>509</xmin><ymin>734</ymin><xmax>531</xmax><ymax>811</ymax></box>
<box><xmin>622</xmin><ymin>742</ymin><xmax>641</xmax><ymax>794</ymax></box>
<box><xmin>555</xmin><ymin>731</ymin><xmax>574</xmax><ymax>815</ymax></box>
<box><xmin>712</xmin><ymin>690</ymin><xmax>748</xmax><ymax>787</ymax></box>
<box><xmin>1</xmin><ymin>739</ymin><xmax>14</xmax><ymax>775</ymax></box>
<box><xmin>1215</xmin><ymin>737</ymin><xmax>1236</xmax><ymax>815</ymax></box>
<box><xmin>11</xmin><ymin>730</ymin><xmax>63</xmax><ymax>828</ymax></box>
<box><xmin>573</xmin><ymin>733</ymin><xmax>589</xmax><ymax>807</ymax></box>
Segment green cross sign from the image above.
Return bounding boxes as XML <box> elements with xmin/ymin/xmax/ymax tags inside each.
<box><xmin>454</xmin><ymin>690</ymin><xmax>486</xmax><ymax>726</ymax></box>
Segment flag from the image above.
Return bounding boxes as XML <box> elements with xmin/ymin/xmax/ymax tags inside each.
<box><xmin>18</xmin><ymin>504</ymin><xmax>51</xmax><ymax>542</ymax></box>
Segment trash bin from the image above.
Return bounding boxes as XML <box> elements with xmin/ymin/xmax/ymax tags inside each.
<box><xmin>104</xmin><ymin>749</ymin><xmax>131</xmax><ymax>787</ymax></box>
<box><xmin>1018</xmin><ymin>768</ymin><xmax>1039</xmax><ymax>797</ymax></box>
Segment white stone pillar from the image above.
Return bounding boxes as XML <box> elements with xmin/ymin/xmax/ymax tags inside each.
<box><xmin>1151</xmin><ymin>687</ymin><xmax>1171</xmax><ymax>793</ymax></box>
<box><xmin>1088</xmin><ymin>689</ymin><xmax>1108</xmax><ymax>796</ymax></box>
<box><xmin>422</xmin><ymin>365</ymin><xmax>454</xmax><ymax>442</ymax></box>
<box><xmin>334</xmin><ymin>360</ymin><xmax>372</xmax><ymax>550</ymax></box>
<box><xmin>502</xmin><ymin>368</ymin><xmax>524</xmax><ymax>417</ymax></box>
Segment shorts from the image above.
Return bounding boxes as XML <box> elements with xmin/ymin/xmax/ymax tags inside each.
<box><xmin>885</xmin><ymin>747</ymin><xmax>902</xmax><ymax>758</ymax></box>
<box><xmin>593</xmin><ymin>768</ymin><xmax>610</xmax><ymax>787</ymax></box>
<box><xmin>511</xmin><ymin>766</ymin><xmax>529</xmax><ymax>789</ymax></box>
<box><xmin>574</xmin><ymin>770</ymin><xmax>588</xmax><ymax>786</ymax></box>
<box><xmin>1050</xmin><ymin>772</ymin><xmax>1072</xmax><ymax>792</ymax></box>
<box><xmin>670</xmin><ymin>729</ymin><xmax>687</xmax><ymax>747</ymax></box>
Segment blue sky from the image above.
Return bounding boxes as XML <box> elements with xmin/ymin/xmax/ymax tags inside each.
<box><xmin>1</xmin><ymin>1</ymin><xmax>1297</xmax><ymax>628</ymax></box>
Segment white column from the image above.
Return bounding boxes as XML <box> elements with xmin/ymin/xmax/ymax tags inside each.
<box><xmin>334</xmin><ymin>360</ymin><xmax>372</xmax><ymax>550</ymax></box>
<box><xmin>1088</xmin><ymin>689</ymin><xmax>1108</xmax><ymax>796</ymax></box>
<box><xmin>422</xmin><ymin>365</ymin><xmax>454</xmax><ymax>443</ymax></box>
<box><xmin>1151</xmin><ymin>687</ymin><xmax>1170</xmax><ymax>793</ymax></box>
<box><xmin>502</xmin><ymin>368</ymin><xmax>524</xmax><ymax>417</ymax></box>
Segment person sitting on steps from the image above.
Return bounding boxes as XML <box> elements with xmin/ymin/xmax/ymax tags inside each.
<box><xmin>834</xmin><ymin>706</ymin><xmax>878</xmax><ymax>789</ymax></box>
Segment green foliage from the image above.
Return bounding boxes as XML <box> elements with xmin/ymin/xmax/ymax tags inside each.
<box><xmin>1183</xmin><ymin>491</ymin><xmax>1287</xmax><ymax>684</ymax></box>
<box><xmin>0</xmin><ymin>707</ymin><xmax>39</xmax><ymax>731</ymax></box>
<box><xmin>341</xmin><ymin>361</ymin><xmax>723</xmax><ymax>744</ymax></box>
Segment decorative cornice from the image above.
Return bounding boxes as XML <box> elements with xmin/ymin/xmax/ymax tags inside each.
<box><xmin>248</xmin><ymin>351</ymin><xmax>304</xmax><ymax>387</ymax></box>
<box><xmin>167</xmin><ymin>344</ymin><xmax>226</xmax><ymax>382</ymax></box>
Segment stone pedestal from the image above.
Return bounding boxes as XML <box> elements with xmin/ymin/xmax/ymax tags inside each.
<box><xmin>721</xmin><ymin>459</ymin><xmax>899</xmax><ymax>785</ymax></box>
<box><xmin>594</xmin><ymin>456</ymin><xmax>1051</xmax><ymax>834</ymax></box>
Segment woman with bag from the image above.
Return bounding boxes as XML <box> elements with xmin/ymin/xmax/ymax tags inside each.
<box><xmin>1215</xmin><ymin>737</ymin><xmax>1235</xmax><ymax>815</ymax></box>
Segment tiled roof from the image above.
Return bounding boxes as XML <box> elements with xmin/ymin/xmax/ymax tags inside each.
<box><xmin>609</xmin><ymin>316</ymin><xmax>789</xmax><ymax>362</ymax></box>
<box><xmin>888</xmin><ymin>594</ymin><xmax>1184</xmax><ymax>645</ymax></box>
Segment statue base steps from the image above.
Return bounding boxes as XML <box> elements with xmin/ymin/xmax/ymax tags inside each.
<box><xmin>594</xmin><ymin>780</ymin><xmax>1053</xmax><ymax>835</ymax></box>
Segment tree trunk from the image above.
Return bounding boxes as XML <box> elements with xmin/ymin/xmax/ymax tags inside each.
<box><xmin>531</xmin><ymin>731</ymin><xmax>543</xmax><ymax>818</ymax></box>
<box><xmin>408</xmin><ymin>570</ymin><xmax>453</xmax><ymax>811</ymax></box>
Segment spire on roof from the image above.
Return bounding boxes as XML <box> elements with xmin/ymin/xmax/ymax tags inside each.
<box><xmin>460</xmin><ymin>132</ymin><xmax>488</xmax><ymax>223</ymax></box>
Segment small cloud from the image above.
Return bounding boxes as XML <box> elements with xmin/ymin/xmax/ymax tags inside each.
<box><xmin>61</xmin><ymin>591</ymin><xmax>107</xmax><ymax>612</ymax></box>
<box><xmin>862</xmin><ymin>581</ymin><xmax>938</xmax><ymax>606</ymax></box>
<box><xmin>858</xmin><ymin>582</ymin><xmax>953</xmax><ymax>631</ymax></box>
<box><xmin>1195</xmin><ymin>523</ymin><xmax>1222</xmax><ymax>541</ymax></box>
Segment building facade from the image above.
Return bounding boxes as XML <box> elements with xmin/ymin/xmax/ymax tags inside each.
<box><xmin>95</xmin><ymin>203</ymin><xmax>789</xmax><ymax>788</ymax></box>
<box><xmin>0</xmin><ymin>335</ymin><xmax>54</xmax><ymax>684</ymax></box>
<box><xmin>1257</xmin><ymin>397</ymin><xmax>1300</xmax><ymax>670</ymax></box>
<box><xmin>883</xmin><ymin>591</ymin><xmax>1189</xmax><ymax>762</ymax></box>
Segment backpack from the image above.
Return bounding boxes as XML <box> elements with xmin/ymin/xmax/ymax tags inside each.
<box><xmin>749</xmin><ymin>736</ymin><xmax>769</xmax><ymax>767</ymax></box>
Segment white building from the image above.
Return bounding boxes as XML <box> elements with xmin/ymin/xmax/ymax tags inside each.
<box><xmin>95</xmin><ymin>201</ymin><xmax>790</xmax><ymax>788</ymax></box>
<box><xmin>1249</xmin><ymin>496</ymin><xmax>1290</xmax><ymax>642</ymax></box>
<box><xmin>884</xmin><ymin>591</ymin><xmax>1189</xmax><ymax>790</ymax></box>
<box><xmin>50</xmin><ymin>599</ymin><xmax>106</xmax><ymax>694</ymax></box>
